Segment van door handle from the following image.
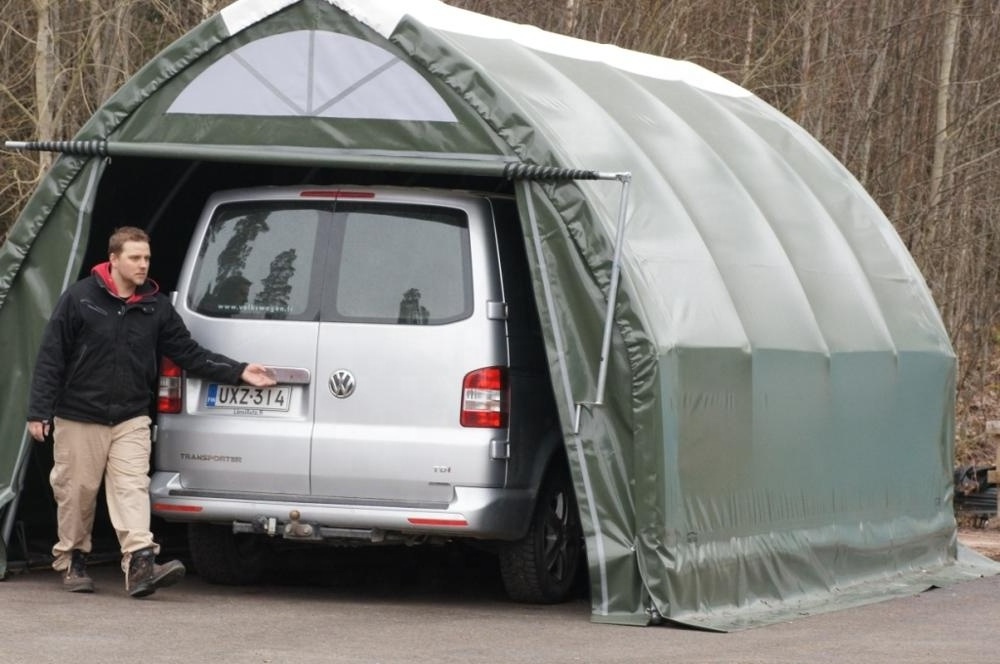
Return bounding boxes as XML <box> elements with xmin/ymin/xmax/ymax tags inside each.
<box><xmin>265</xmin><ymin>366</ymin><xmax>312</xmax><ymax>384</ymax></box>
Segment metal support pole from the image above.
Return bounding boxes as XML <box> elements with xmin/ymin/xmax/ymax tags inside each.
<box><xmin>574</xmin><ymin>173</ymin><xmax>632</xmax><ymax>432</ymax></box>
<box><xmin>595</xmin><ymin>174</ymin><xmax>631</xmax><ymax>406</ymax></box>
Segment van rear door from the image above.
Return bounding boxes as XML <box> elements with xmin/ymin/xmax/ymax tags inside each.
<box><xmin>162</xmin><ymin>198</ymin><xmax>334</xmax><ymax>494</ymax></box>
<box><xmin>309</xmin><ymin>192</ymin><xmax>507</xmax><ymax>506</ymax></box>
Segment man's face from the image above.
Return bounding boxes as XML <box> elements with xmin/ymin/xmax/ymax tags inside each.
<box><xmin>110</xmin><ymin>240</ymin><xmax>151</xmax><ymax>288</ymax></box>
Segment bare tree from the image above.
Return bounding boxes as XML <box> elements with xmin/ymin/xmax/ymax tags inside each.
<box><xmin>31</xmin><ymin>0</ymin><xmax>58</xmax><ymax>174</ymax></box>
<box><xmin>930</xmin><ymin>0</ymin><xmax>961</xmax><ymax>212</ymax></box>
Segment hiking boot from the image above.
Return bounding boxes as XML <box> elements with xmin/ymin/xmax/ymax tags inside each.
<box><xmin>63</xmin><ymin>549</ymin><xmax>94</xmax><ymax>593</ymax></box>
<box><xmin>125</xmin><ymin>547</ymin><xmax>185</xmax><ymax>598</ymax></box>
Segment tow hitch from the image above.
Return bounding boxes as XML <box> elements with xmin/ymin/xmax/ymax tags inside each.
<box><xmin>233</xmin><ymin>513</ymin><xmax>391</xmax><ymax>543</ymax></box>
<box><xmin>283</xmin><ymin>510</ymin><xmax>321</xmax><ymax>540</ymax></box>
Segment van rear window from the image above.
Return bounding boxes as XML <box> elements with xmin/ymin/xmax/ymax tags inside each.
<box><xmin>189</xmin><ymin>203</ymin><xmax>327</xmax><ymax>321</ymax></box>
<box><xmin>326</xmin><ymin>204</ymin><xmax>472</xmax><ymax>325</ymax></box>
<box><xmin>188</xmin><ymin>201</ymin><xmax>472</xmax><ymax>325</ymax></box>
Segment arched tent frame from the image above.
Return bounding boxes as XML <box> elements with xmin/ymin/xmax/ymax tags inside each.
<box><xmin>1</xmin><ymin>0</ymin><xmax>996</xmax><ymax>629</ymax></box>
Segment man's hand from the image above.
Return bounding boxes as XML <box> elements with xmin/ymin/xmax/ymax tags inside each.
<box><xmin>242</xmin><ymin>363</ymin><xmax>277</xmax><ymax>387</ymax></box>
<box><xmin>27</xmin><ymin>420</ymin><xmax>50</xmax><ymax>443</ymax></box>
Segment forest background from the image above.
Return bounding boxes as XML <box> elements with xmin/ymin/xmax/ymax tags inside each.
<box><xmin>0</xmin><ymin>0</ymin><xmax>998</xmax><ymax>464</ymax></box>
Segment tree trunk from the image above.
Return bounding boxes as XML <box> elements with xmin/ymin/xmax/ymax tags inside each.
<box><xmin>795</xmin><ymin>0</ymin><xmax>815</xmax><ymax>125</ymax></box>
<box><xmin>929</xmin><ymin>0</ymin><xmax>961</xmax><ymax>212</ymax></box>
<box><xmin>32</xmin><ymin>0</ymin><xmax>58</xmax><ymax>175</ymax></box>
<box><xmin>741</xmin><ymin>3</ymin><xmax>757</xmax><ymax>86</ymax></box>
<box><xmin>563</xmin><ymin>0</ymin><xmax>578</xmax><ymax>35</ymax></box>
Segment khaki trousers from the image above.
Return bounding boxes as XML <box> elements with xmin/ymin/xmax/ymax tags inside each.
<box><xmin>49</xmin><ymin>415</ymin><xmax>159</xmax><ymax>571</ymax></box>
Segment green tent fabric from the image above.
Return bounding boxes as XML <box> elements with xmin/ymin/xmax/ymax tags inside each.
<box><xmin>2</xmin><ymin>0</ymin><xmax>996</xmax><ymax>629</ymax></box>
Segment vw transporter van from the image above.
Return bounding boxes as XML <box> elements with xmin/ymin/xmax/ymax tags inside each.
<box><xmin>151</xmin><ymin>186</ymin><xmax>582</xmax><ymax>603</ymax></box>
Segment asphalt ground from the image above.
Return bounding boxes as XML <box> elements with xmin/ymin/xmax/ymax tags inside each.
<box><xmin>4</xmin><ymin>543</ymin><xmax>1000</xmax><ymax>664</ymax></box>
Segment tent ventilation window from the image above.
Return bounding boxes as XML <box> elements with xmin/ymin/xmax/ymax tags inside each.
<box><xmin>165</xmin><ymin>30</ymin><xmax>458</xmax><ymax>122</ymax></box>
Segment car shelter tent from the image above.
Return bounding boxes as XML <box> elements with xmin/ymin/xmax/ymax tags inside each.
<box><xmin>1</xmin><ymin>0</ymin><xmax>996</xmax><ymax>630</ymax></box>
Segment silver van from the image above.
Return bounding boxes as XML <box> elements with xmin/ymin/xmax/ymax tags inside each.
<box><xmin>150</xmin><ymin>185</ymin><xmax>582</xmax><ymax>602</ymax></box>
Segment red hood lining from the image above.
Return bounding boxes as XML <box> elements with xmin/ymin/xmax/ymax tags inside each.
<box><xmin>91</xmin><ymin>261</ymin><xmax>159</xmax><ymax>304</ymax></box>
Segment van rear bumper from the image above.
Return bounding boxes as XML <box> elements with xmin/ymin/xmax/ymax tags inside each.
<box><xmin>150</xmin><ymin>472</ymin><xmax>535</xmax><ymax>541</ymax></box>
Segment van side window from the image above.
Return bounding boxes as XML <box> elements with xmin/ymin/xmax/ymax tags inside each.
<box><xmin>189</xmin><ymin>203</ymin><xmax>328</xmax><ymax>321</ymax></box>
<box><xmin>326</xmin><ymin>205</ymin><xmax>472</xmax><ymax>325</ymax></box>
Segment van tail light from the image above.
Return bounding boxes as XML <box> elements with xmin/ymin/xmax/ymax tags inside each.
<box><xmin>158</xmin><ymin>357</ymin><xmax>183</xmax><ymax>414</ymax></box>
<box><xmin>461</xmin><ymin>367</ymin><xmax>507</xmax><ymax>428</ymax></box>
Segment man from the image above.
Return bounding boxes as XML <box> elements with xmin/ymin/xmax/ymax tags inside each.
<box><xmin>26</xmin><ymin>226</ymin><xmax>276</xmax><ymax>597</ymax></box>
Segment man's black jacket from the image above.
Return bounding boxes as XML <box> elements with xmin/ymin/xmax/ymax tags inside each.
<box><xmin>27</xmin><ymin>264</ymin><xmax>247</xmax><ymax>426</ymax></box>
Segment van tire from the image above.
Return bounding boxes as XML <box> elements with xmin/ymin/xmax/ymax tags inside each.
<box><xmin>498</xmin><ymin>464</ymin><xmax>583</xmax><ymax>603</ymax></box>
<box><xmin>187</xmin><ymin>523</ymin><xmax>273</xmax><ymax>585</ymax></box>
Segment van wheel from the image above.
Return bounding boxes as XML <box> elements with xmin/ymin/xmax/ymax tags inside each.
<box><xmin>499</xmin><ymin>465</ymin><xmax>583</xmax><ymax>603</ymax></box>
<box><xmin>187</xmin><ymin>523</ymin><xmax>273</xmax><ymax>585</ymax></box>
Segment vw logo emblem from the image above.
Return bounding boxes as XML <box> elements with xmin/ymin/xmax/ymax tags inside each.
<box><xmin>328</xmin><ymin>369</ymin><xmax>356</xmax><ymax>398</ymax></box>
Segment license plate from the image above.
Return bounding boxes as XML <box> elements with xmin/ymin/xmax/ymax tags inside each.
<box><xmin>206</xmin><ymin>384</ymin><xmax>292</xmax><ymax>412</ymax></box>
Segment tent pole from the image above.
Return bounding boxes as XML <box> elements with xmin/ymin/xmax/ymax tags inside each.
<box><xmin>5</xmin><ymin>140</ymin><xmax>520</xmax><ymax>178</ymax></box>
<box><xmin>593</xmin><ymin>174</ymin><xmax>632</xmax><ymax>408</ymax></box>
<box><xmin>1</xmin><ymin>432</ymin><xmax>33</xmax><ymax>561</ymax></box>
<box><xmin>573</xmin><ymin>172</ymin><xmax>632</xmax><ymax>429</ymax></box>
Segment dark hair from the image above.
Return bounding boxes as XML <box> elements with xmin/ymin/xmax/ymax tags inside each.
<box><xmin>108</xmin><ymin>226</ymin><xmax>150</xmax><ymax>256</ymax></box>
